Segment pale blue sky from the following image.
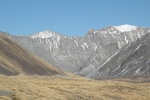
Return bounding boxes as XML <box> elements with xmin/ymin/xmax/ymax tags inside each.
<box><xmin>0</xmin><ymin>0</ymin><xmax>150</xmax><ymax>36</ymax></box>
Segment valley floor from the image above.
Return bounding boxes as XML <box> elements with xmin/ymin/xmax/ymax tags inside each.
<box><xmin>0</xmin><ymin>74</ymin><xmax>150</xmax><ymax>100</ymax></box>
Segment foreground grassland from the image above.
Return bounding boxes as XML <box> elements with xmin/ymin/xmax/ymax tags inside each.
<box><xmin>0</xmin><ymin>75</ymin><xmax>150</xmax><ymax>100</ymax></box>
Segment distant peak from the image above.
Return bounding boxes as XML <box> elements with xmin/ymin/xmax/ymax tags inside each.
<box><xmin>29</xmin><ymin>31</ymin><xmax>59</xmax><ymax>38</ymax></box>
<box><xmin>113</xmin><ymin>24</ymin><xmax>137</xmax><ymax>32</ymax></box>
<box><xmin>88</xmin><ymin>28</ymin><xmax>95</xmax><ymax>32</ymax></box>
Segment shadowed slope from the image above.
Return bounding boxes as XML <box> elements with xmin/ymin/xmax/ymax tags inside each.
<box><xmin>0</xmin><ymin>34</ymin><xmax>64</xmax><ymax>75</ymax></box>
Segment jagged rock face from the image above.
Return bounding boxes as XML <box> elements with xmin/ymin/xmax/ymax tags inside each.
<box><xmin>87</xmin><ymin>33</ymin><xmax>150</xmax><ymax>79</ymax></box>
<box><xmin>1</xmin><ymin>25</ymin><xmax>150</xmax><ymax>77</ymax></box>
<box><xmin>85</xmin><ymin>26</ymin><xmax>150</xmax><ymax>49</ymax></box>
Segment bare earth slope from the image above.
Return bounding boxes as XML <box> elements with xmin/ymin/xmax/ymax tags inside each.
<box><xmin>0</xmin><ymin>75</ymin><xmax>150</xmax><ymax>100</ymax></box>
<box><xmin>0</xmin><ymin>34</ymin><xmax>64</xmax><ymax>75</ymax></box>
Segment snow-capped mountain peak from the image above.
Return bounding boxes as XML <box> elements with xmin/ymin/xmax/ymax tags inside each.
<box><xmin>113</xmin><ymin>24</ymin><xmax>137</xmax><ymax>32</ymax></box>
<box><xmin>29</xmin><ymin>31</ymin><xmax>59</xmax><ymax>38</ymax></box>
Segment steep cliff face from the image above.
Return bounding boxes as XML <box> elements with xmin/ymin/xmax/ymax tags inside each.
<box><xmin>1</xmin><ymin>25</ymin><xmax>150</xmax><ymax>78</ymax></box>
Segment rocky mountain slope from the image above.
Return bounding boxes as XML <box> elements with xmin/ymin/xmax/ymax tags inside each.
<box><xmin>87</xmin><ymin>33</ymin><xmax>150</xmax><ymax>79</ymax></box>
<box><xmin>1</xmin><ymin>24</ymin><xmax>150</xmax><ymax>78</ymax></box>
<box><xmin>0</xmin><ymin>34</ymin><xmax>64</xmax><ymax>76</ymax></box>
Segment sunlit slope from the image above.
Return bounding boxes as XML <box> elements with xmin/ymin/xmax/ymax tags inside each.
<box><xmin>0</xmin><ymin>34</ymin><xmax>64</xmax><ymax>75</ymax></box>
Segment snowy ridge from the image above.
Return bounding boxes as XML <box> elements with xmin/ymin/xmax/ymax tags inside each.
<box><xmin>29</xmin><ymin>31</ymin><xmax>59</xmax><ymax>38</ymax></box>
<box><xmin>113</xmin><ymin>24</ymin><xmax>137</xmax><ymax>32</ymax></box>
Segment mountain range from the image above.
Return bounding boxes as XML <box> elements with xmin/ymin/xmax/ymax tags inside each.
<box><xmin>1</xmin><ymin>24</ymin><xmax>150</xmax><ymax>79</ymax></box>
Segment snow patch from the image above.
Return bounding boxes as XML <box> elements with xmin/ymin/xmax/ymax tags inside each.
<box><xmin>113</xmin><ymin>24</ymin><xmax>137</xmax><ymax>32</ymax></box>
<box><xmin>134</xmin><ymin>44</ymin><xmax>142</xmax><ymax>51</ymax></box>
<box><xmin>29</xmin><ymin>31</ymin><xmax>58</xmax><ymax>38</ymax></box>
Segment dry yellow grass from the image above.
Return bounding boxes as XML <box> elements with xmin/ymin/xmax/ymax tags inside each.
<box><xmin>0</xmin><ymin>74</ymin><xmax>150</xmax><ymax>100</ymax></box>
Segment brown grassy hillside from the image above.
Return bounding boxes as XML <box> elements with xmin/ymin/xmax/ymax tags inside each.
<box><xmin>0</xmin><ymin>34</ymin><xmax>64</xmax><ymax>75</ymax></box>
<box><xmin>0</xmin><ymin>75</ymin><xmax>150</xmax><ymax>100</ymax></box>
